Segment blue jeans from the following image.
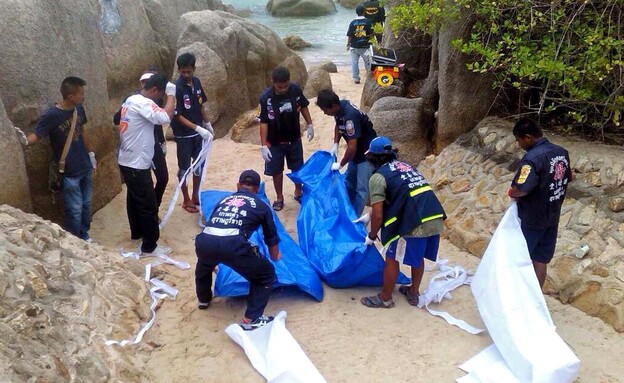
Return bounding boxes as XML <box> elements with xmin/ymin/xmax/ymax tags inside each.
<box><xmin>345</xmin><ymin>161</ymin><xmax>373</xmax><ymax>216</ymax></box>
<box><xmin>62</xmin><ymin>170</ymin><xmax>92</xmax><ymax>240</ymax></box>
<box><xmin>350</xmin><ymin>47</ymin><xmax>370</xmax><ymax>81</ymax></box>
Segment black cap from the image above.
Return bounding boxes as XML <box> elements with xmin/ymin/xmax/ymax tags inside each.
<box><xmin>238</xmin><ymin>169</ymin><xmax>261</xmax><ymax>186</ymax></box>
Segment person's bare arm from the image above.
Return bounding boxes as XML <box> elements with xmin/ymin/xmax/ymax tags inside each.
<box><xmin>368</xmin><ymin>201</ymin><xmax>383</xmax><ymax>240</ymax></box>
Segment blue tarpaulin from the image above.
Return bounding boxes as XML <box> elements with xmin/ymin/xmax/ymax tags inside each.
<box><xmin>288</xmin><ymin>151</ymin><xmax>410</xmax><ymax>287</ymax></box>
<box><xmin>199</xmin><ymin>184</ymin><xmax>324</xmax><ymax>301</ymax></box>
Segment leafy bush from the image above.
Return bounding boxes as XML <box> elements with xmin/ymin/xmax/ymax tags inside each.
<box><xmin>390</xmin><ymin>0</ymin><xmax>624</xmax><ymax>138</ymax></box>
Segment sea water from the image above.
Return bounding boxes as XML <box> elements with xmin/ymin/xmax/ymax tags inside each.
<box><xmin>225</xmin><ymin>0</ymin><xmax>355</xmax><ymax>67</ymax></box>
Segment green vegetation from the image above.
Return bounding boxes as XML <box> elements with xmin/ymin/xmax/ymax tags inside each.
<box><xmin>390</xmin><ymin>0</ymin><xmax>624</xmax><ymax>139</ymax></box>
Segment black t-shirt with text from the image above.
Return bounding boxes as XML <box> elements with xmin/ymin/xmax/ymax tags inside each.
<box><xmin>259</xmin><ymin>83</ymin><xmax>309</xmax><ymax>145</ymax></box>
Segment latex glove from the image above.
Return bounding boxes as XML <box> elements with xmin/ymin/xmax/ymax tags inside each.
<box><xmin>165</xmin><ymin>82</ymin><xmax>176</xmax><ymax>96</ymax></box>
<box><xmin>195</xmin><ymin>125</ymin><xmax>213</xmax><ymax>140</ymax></box>
<box><xmin>14</xmin><ymin>126</ymin><xmax>28</xmax><ymax>146</ymax></box>
<box><xmin>305</xmin><ymin>124</ymin><xmax>314</xmax><ymax>141</ymax></box>
<box><xmin>330</xmin><ymin>162</ymin><xmax>341</xmax><ymax>171</ymax></box>
<box><xmin>364</xmin><ymin>235</ymin><xmax>375</xmax><ymax>246</ymax></box>
<box><xmin>160</xmin><ymin>142</ymin><xmax>167</xmax><ymax>155</ymax></box>
<box><xmin>203</xmin><ymin>121</ymin><xmax>214</xmax><ymax>135</ymax></box>
<box><xmin>353</xmin><ymin>213</ymin><xmax>370</xmax><ymax>225</ymax></box>
<box><xmin>261</xmin><ymin>145</ymin><xmax>272</xmax><ymax>162</ymax></box>
<box><xmin>88</xmin><ymin>152</ymin><xmax>97</xmax><ymax>170</ymax></box>
<box><xmin>329</xmin><ymin>142</ymin><xmax>338</xmax><ymax>158</ymax></box>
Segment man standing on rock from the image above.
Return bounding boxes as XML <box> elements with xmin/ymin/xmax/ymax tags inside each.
<box><xmin>171</xmin><ymin>52</ymin><xmax>214</xmax><ymax>214</ymax></box>
<box><xmin>14</xmin><ymin>76</ymin><xmax>97</xmax><ymax>242</ymax></box>
<box><xmin>347</xmin><ymin>5</ymin><xmax>373</xmax><ymax>84</ymax></box>
<box><xmin>195</xmin><ymin>169</ymin><xmax>281</xmax><ymax>330</ymax></box>
<box><xmin>361</xmin><ymin>0</ymin><xmax>385</xmax><ymax>43</ymax></box>
<box><xmin>508</xmin><ymin>118</ymin><xmax>572</xmax><ymax>289</ymax></box>
<box><xmin>259</xmin><ymin>66</ymin><xmax>314</xmax><ymax>211</ymax></box>
<box><xmin>117</xmin><ymin>74</ymin><xmax>176</xmax><ymax>255</ymax></box>
<box><xmin>360</xmin><ymin>136</ymin><xmax>446</xmax><ymax>309</ymax></box>
<box><xmin>316</xmin><ymin>89</ymin><xmax>376</xmax><ymax>216</ymax></box>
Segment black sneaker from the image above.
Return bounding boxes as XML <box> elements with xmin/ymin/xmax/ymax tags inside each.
<box><xmin>198</xmin><ymin>302</ymin><xmax>210</xmax><ymax>310</ymax></box>
<box><xmin>240</xmin><ymin>315</ymin><xmax>274</xmax><ymax>331</ymax></box>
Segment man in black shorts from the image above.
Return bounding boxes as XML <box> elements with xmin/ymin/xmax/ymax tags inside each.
<box><xmin>259</xmin><ymin>66</ymin><xmax>314</xmax><ymax>211</ymax></box>
<box><xmin>508</xmin><ymin>118</ymin><xmax>572</xmax><ymax>289</ymax></box>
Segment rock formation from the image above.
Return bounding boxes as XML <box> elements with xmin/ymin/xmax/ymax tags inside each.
<box><xmin>283</xmin><ymin>35</ymin><xmax>312</xmax><ymax>51</ymax></box>
<box><xmin>267</xmin><ymin>0</ymin><xmax>337</xmax><ymax>16</ymax></box>
<box><xmin>176</xmin><ymin>10</ymin><xmax>308</xmax><ymax>130</ymax></box>
<box><xmin>418</xmin><ymin>117</ymin><xmax>624</xmax><ymax>332</ymax></box>
<box><xmin>304</xmin><ymin>68</ymin><xmax>333</xmax><ymax>99</ymax></box>
<box><xmin>0</xmin><ymin>204</ymin><xmax>153</xmax><ymax>382</ymax></box>
<box><xmin>0</xmin><ymin>100</ymin><xmax>31</xmax><ymax>212</ymax></box>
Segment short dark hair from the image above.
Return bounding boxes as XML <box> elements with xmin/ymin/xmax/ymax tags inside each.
<box><xmin>60</xmin><ymin>76</ymin><xmax>86</xmax><ymax>98</ymax></box>
<box><xmin>356</xmin><ymin>4</ymin><xmax>365</xmax><ymax>16</ymax></box>
<box><xmin>177</xmin><ymin>52</ymin><xmax>196</xmax><ymax>69</ymax></box>
<box><xmin>512</xmin><ymin>118</ymin><xmax>543</xmax><ymax>138</ymax></box>
<box><xmin>272</xmin><ymin>66</ymin><xmax>290</xmax><ymax>82</ymax></box>
<box><xmin>143</xmin><ymin>73</ymin><xmax>167</xmax><ymax>91</ymax></box>
<box><xmin>316</xmin><ymin>89</ymin><xmax>340</xmax><ymax>108</ymax></box>
<box><xmin>366</xmin><ymin>151</ymin><xmax>398</xmax><ymax>168</ymax></box>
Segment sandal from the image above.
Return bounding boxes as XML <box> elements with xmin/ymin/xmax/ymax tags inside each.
<box><xmin>272</xmin><ymin>200</ymin><xmax>284</xmax><ymax>211</ymax></box>
<box><xmin>399</xmin><ymin>285</ymin><xmax>420</xmax><ymax>306</ymax></box>
<box><xmin>360</xmin><ymin>294</ymin><xmax>395</xmax><ymax>308</ymax></box>
<box><xmin>182</xmin><ymin>204</ymin><xmax>199</xmax><ymax>213</ymax></box>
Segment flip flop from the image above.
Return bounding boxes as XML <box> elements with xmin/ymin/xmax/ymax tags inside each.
<box><xmin>272</xmin><ymin>200</ymin><xmax>284</xmax><ymax>211</ymax></box>
<box><xmin>398</xmin><ymin>285</ymin><xmax>420</xmax><ymax>306</ymax></box>
<box><xmin>182</xmin><ymin>204</ymin><xmax>199</xmax><ymax>213</ymax></box>
<box><xmin>360</xmin><ymin>294</ymin><xmax>395</xmax><ymax>308</ymax></box>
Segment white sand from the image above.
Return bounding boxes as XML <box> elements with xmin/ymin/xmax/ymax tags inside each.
<box><xmin>91</xmin><ymin>68</ymin><xmax>624</xmax><ymax>382</ymax></box>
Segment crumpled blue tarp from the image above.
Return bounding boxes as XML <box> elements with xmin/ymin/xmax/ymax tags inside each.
<box><xmin>288</xmin><ymin>151</ymin><xmax>410</xmax><ymax>287</ymax></box>
<box><xmin>199</xmin><ymin>184</ymin><xmax>323</xmax><ymax>301</ymax></box>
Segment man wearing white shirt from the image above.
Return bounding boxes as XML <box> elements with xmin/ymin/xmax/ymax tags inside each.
<box><xmin>118</xmin><ymin>73</ymin><xmax>176</xmax><ymax>254</ymax></box>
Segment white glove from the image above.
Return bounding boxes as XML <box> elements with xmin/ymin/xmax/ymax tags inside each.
<box><xmin>160</xmin><ymin>142</ymin><xmax>167</xmax><ymax>155</ymax></box>
<box><xmin>353</xmin><ymin>213</ymin><xmax>370</xmax><ymax>225</ymax></box>
<box><xmin>195</xmin><ymin>125</ymin><xmax>213</xmax><ymax>140</ymax></box>
<box><xmin>305</xmin><ymin>124</ymin><xmax>314</xmax><ymax>142</ymax></box>
<box><xmin>165</xmin><ymin>82</ymin><xmax>176</xmax><ymax>96</ymax></box>
<box><xmin>14</xmin><ymin>127</ymin><xmax>28</xmax><ymax>146</ymax></box>
<box><xmin>88</xmin><ymin>152</ymin><xmax>97</xmax><ymax>170</ymax></box>
<box><xmin>329</xmin><ymin>142</ymin><xmax>338</xmax><ymax>158</ymax></box>
<box><xmin>202</xmin><ymin>121</ymin><xmax>214</xmax><ymax>135</ymax></box>
<box><xmin>331</xmin><ymin>162</ymin><xmax>341</xmax><ymax>171</ymax></box>
<box><xmin>261</xmin><ymin>145</ymin><xmax>272</xmax><ymax>162</ymax></box>
<box><xmin>364</xmin><ymin>235</ymin><xmax>375</xmax><ymax>246</ymax></box>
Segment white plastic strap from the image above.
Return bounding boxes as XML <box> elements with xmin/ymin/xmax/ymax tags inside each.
<box><xmin>159</xmin><ymin>137</ymin><xmax>213</xmax><ymax>230</ymax></box>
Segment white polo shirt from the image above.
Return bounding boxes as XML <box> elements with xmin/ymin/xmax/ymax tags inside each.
<box><xmin>118</xmin><ymin>93</ymin><xmax>171</xmax><ymax>170</ymax></box>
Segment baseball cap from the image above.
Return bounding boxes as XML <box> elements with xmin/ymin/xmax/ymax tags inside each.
<box><xmin>139</xmin><ymin>72</ymin><xmax>155</xmax><ymax>82</ymax></box>
<box><xmin>366</xmin><ymin>136</ymin><xmax>394</xmax><ymax>155</ymax></box>
<box><xmin>239</xmin><ymin>169</ymin><xmax>261</xmax><ymax>186</ymax></box>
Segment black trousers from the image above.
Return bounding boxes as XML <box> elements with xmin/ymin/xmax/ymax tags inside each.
<box><xmin>195</xmin><ymin>232</ymin><xmax>276</xmax><ymax>320</ymax></box>
<box><xmin>152</xmin><ymin>142</ymin><xmax>169</xmax><ymax>207</ymax></box>
<box><xmin>119</xmin><ymin>165</ymin><xmax>159</xmax><ymax>253</ymax></box>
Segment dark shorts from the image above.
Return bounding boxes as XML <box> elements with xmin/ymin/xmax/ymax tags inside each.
<box><xmin>264</xmin><ymin>139</ymin><xmax>304</xmax><ymax>176</ymax></box>
<box><xmin>175</xmin><ymin>135</ymin><xmax>204</xmax><ymax>178</ymax></box>
<box><xmin>385</xmin><ymin>235</ymin><xmax>440</xmax><ymax>268</ymax></box>
<box><xmin>521</xmin><ymin>225</ymin><xmax>558</xmax><ymax>264</ymax></box>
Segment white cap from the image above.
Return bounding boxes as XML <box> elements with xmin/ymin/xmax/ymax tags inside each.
<box><xmin>139</xmin><ymin>72</ymin><xmax>154</xmax><ymax>82</ymax></box>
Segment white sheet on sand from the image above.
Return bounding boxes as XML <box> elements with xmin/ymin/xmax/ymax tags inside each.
<box><xmin>225</xmin><ymin>311</ymin><xmax>326</xmax><ymax>383</ymax></box>
<box><xmin>458</xmin><ymin>202</ymin><xmax>580</xmax><ymax>382</ymax></box>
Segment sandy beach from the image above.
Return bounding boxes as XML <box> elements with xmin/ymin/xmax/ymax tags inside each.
<box><xmin>91</xmin><ymin>67</ymin><xmax>624</xmax><ymax>382</ymax></box>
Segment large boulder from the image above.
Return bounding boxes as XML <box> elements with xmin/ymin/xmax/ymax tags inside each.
<box><xmin>0</xmin><ymin>0</ymin><xmax>225</xmax><ymax>224</ymax></box>
<box><xmin>0</xmin><ymin>100</ymin><xmax>31</xmax><ymax>212</ymax></box>
<box><xmin>360</xmin><ymin>75</ymin><xmax>406</xmax><ymax>112</ymax></box>
<box><xmin>283</xmin><ymin>35</ymin><xmax>312</xmax><ymax>51</ymax></box>
<box><xmin>304</xmin><ymin>68</ymin><xmax>333</xmax><ymax>99</ymax></box>
<box><xmin>267</xmin><ymin>0</ymin><xmax>337</xmax><ymax>16</ymax></box>
<box><xmin>0</xmin><ymin>204</ymin><xmax>152</xmax><ymax>381</ymax></box>
<box><xmin>336</xmin><ymin>0</ymin><xmax>361</xmax><ymax>8</ymax></box>
<box><xmin>368</xmin><ymin>97</ymin><xmax>432</xmax><ymax>166</ymax></box>
<box><xmin>176</xmin><ymin>10</ymin><xmax>308</xmax><ymax>133</ymax></box>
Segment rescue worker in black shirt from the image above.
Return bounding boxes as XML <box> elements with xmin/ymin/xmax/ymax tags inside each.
<box><xmin>194</xmin><ymin>169</ymin><xmax>282</xmax><ymax>330</ymax></box>
<box><xmin>347</xmin><ymin>5</ymin><xmax>373</xmax><ymax>84</ymax></box>
<box><xmin>359</xmin><ymin>137</ymin><xmax>446</xmax><ymax>309</ymax></box>
<box><xmin>361</xmin><ymin>0</ymin><xmax>385</xmax><ymax>43</ymax></box>
<box><xmin>259</xmin><ymin>66</ymin><xmax>314</xmax><ymax>211</ymax></box>
<box><xmin>508</xmin><ymin>118</ymin><xmax>572</xmax><ymax>289</ymax></box>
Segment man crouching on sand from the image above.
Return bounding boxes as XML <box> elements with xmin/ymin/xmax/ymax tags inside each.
<box><xmin>194</xmin><ymin>170</ymin><xmax>282</xmax><ymax>330</ymax></box>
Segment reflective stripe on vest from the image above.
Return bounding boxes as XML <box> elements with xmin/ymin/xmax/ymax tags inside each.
<box><xmin>409</xmin><ymin>185</ymin><xmax>432</xmax><ymax>197</ymax></box>
<box><xmin>383</xmin><ymin>186</ymin><xmax>436</xmax><ymax>227</ymax></box>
